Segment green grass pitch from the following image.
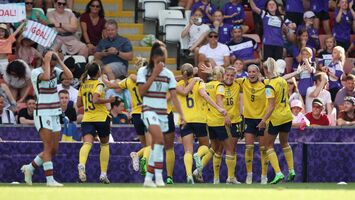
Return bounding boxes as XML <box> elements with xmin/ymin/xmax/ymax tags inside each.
<box><xmin>1</xmin><ymin>183</ymin><xmax>354</xmax><ymax>200</ymax></box>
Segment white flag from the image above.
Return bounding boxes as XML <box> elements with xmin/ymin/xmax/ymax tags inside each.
<box><xmin>0</xmin><ymin>3</ymin><xmax>26</xmax><ymax>23</ymax></box>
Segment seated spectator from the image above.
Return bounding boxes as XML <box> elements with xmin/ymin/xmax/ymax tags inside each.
<box><xmin>3</xmin><ymin>60</ymin><xmax>32</xmax><ymax>103</ymax></box>
<box><xmin>105</xmin><ymin>82</ymin><xmax>132</xmax><ymax>113</ymax></box>
<box><xmin>305</xmin><ymin>98</ymin><xmax>331</xmax><ymax>126</ymax></box>
<box><xmin>296</xmin><ymin>11</ymin><xmax>320</xmax><ymax>50</ymax></box>
<box><xmin>191</xmin><ymin>0</ymin><xmax>216</xmax><ymax>24</ymax></box>
<box><xmin>222</xmin><ymin>0</ymin><xmax>249</xmax><ymax>33</ymax></box>
<box><xmin>34</xmin><ymin>0</ymin><xmax>53</xmax><ymax>13</ymax></box>
<box><xmin>291</xmin><ymin>99</ymin><xmax>310</xmax><ymax>129</ymax></box>
<box><xmin>310</xmin><ymin>0</ymin><xmax>331</xmax><ymax>34</ymax></box>
<box><xmin>0</xmin><ymin>94</ymin><xmax>16</xmax><ymax>124</ymax></box>
<box><xmin>181</xmin><ymin>8</ymin><xmax>210</xmax><ymax>64</ymax></box>
<box><xmin>94</xmin><ymin>20</ymin><xmax>133</xmax><ymax>80</ymax></box>
<box><xmin>287</xmin><ymin>77</ymin><xmax>304</xmax><ymax>107</ymax></box>
<box><xmin>59</xmin><ymin>90</ymin><xmax>77</xmax><ymax>123</ymax></box>
<box><xmin>305</xmin><ymin>72</ymin><xmax>333</xmax><ymax>114</ymax></box>
<box><xmin>211</xmin><ymin>10</ymin><xmax>233</xmax><ymax>44</ymax></box>
<box><xmin>233</xmin><ymin>59</ymin><xmax>248</xmax><ymax>78</ymax></box>
<box><xmin>18</xmin><ymin>95</ymin><xmax>35</xmax><ymax>125</ymax></box>
<box><xmin>326</xmin><ymin>46</ymin><xmax>345</xmax><ymax>101</ymax></box>
<box><xmin>296</xmin><ymin>47</ymin><xmax>316</xmax><ymax>98</ymax></box>
<box><xmin>15</xmin><ymin>0</ymin><xmax>49</xmax><ymax>28</ymax></box>
<box><xmin>64</xmin><ymin>57</ymin><xmax>85</xmax><ymax>89</ymax></box>
<box><xmin>317</xmin><ymin>36</ymin><xmax>336</xmax><ymax>71</ymax></box>
<box><xmin>227</xmin><ymin>25</ymin><xmax>260</xmax><ymax>66</ymax></box>
<box><xmin>47</xmin><ymin>0</ymin><xmax>89</xmax><ymax>57</ymax></box>
<box><xmin>57</xmin><ymin>77</ymin><xmax>78</xmax><ymax>103</ymax></box>
<box><xmin>334</xmin><ymin>74</ymin><xmax>355</xmax><ymax>110</ymax></box>
<box><xmin>16</xmin><ymin>36</ymin><xmax>42</xmax><ymax>67</ymax></box>
<box><xmin>110</xmin><ymin>100</ymin><xmax>129</xmax><ymax>124</ymax></box>
<box><xmin>80</xmin><ymin>0</ymin><xmax>106</xmax><ymax>55</ymax></box>
<box><xmin>284</xmin><ymin>0</ymin><xmax>304</xmax><ymax>26</ymax></box>
<box><xmin>333</xmin><ymin>0</ymin><xmax>354</xmax><ymax>52</ymax></box>
<box><xmin>198</xmin><ymin>29</ymin><xmax>230</xmax><ymax>68</ymax></box>
<box><xmin>337</xmin><ymin>96</ymin><xmax>355</xmax><ymax>126</ymax></box>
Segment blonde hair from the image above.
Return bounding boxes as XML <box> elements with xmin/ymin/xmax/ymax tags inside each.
<box><xmin>181</xmin><ymin>63</ymin><xmax>194</xmax><ymax>79</ymax></box>
<box><xmin>263</xmin><ymin>57</ymin><xmax>279</xmax><ymax>77</ymax></box>
<box><xmin>333</xmin><ymin>46</ymin><xmax>346</xmax><ymax>66</ymax></box>
<box><xmin>301</xmin><ymin>47</ymin><xmax>313</xmax><ymax>59</ymax></box>
<box><xmin>225</xmin><ymin>66</ymin><xmax>236</xmax><ymax>73</ymax></box>
<box><xmin>247</xmin><ymin>64</ymin><xmax>260</xmax><ymax>72</ymax></box>
<box><xmin>212</xmin><ymin>66</ymin><xmax>225</xmax><ymax>81</ymax></box>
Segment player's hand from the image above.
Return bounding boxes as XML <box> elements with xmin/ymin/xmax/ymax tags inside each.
<box><xmin>218</xmin><ymin>107</ymin><xmax>227</xmax><ymax>116</ymax></box>
<box><xmin>44</xmin><ymin>51</ymin><xmax>54</xmax><ymax>64</ymax></box>
<box><xmin>152</xmin><ymin>62</ymin><xmax>164</xmax><ymax>76</ymax></box>
<box><xmin>224</xmin><ymin>115</ymin><xmax>231</xmax><ymax>126</ymax></box>
<box><xmin>257</xmin><ymin>120</ymin><xmax>266</xmax><ymax>129</ymax></box>
<box><xmin>107</xmin><ymin>95</ymin><xmax>116</xmax><ymax>103</ymax></box>
<box><xmin>199</xmin><ymin>63</ymin><xmax>213</xmax><ymax>74</ymax></box>
<box><xmin>180</xmin><ymin>115</ymin><xmax>187</xmax><ymax>128</ymax></box>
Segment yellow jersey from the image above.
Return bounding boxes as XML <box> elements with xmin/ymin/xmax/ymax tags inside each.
<box><xmin>265</xmin><ymin>77</ymin><xmax>293</xmax><ymax>126</ymax></box>
<box><xmin>78</xmin><ymin>79</ymin><xmax>110</xmax><ymax>122</ymax></box>
<box><xmin>237</xmin><ymin>78</ymin><xmax>267</xmax><ymax>119</ymax></box>
<box><xmin>205</xmin><ymin>80</ymin><xmax>225</xmax><ymax>127</ymax></box>
<box><xmin>224</xmin><ymin>80</ymin><xmax>242</xmax><ymax>123</ymax></box>
<box><xmin>118</xmin><ymin>77</ymin><xmax>142</xmax><ymax>114</ymax></box>
<box><xmin>177</xmin><ymin>79</ymin><xmax>207</xmax><ymax>123</ymax></box>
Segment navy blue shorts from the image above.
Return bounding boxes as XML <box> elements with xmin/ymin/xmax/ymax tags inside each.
<box><xmin>180</xmin><ymin>123</ymin><xmax>208</xmax><ymax>138</ymax></box>
<box><xmin>315</xmin><ymin>10</ymin><xmax>330</xmax><ymax>21</ymax></box>
<box><xmin>81</xmin><ymin>117</ymin><xmax>111</xmax><ymax>138</ymax></box>
<box><xmin>164</xmin><ymin>112</ymin><xmax>175</xmax><ymax>134</ymax></box>
<box><xmin>132</xmin><ymin>114</ymin><xmax>145</xmax><ymax>136</ymax></box>
<box><xmin>208</xmin><ymin>126</ymin><xmax>229</xmax><ymax>141</ymax></box>
<box><xmin>244</xmin><ymin>118</ymin><xmax>264</xmax><ymax>137</ymax></box>
<box><xmin>227</xmin><ymin>123</ymin><xmax>243</xmax><ymax>138</ymax></box>
<box><xmin>268</xmin><ymin>121</ymin><xmax>292</xmax><ymax>135</ymax></box>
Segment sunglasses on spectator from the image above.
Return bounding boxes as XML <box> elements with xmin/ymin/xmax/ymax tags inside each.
<box><xmin>90</xmin><ymin>4</ymin><xmax>100</xmax><ymax>8</ymax></box>
<box><xmin>25</xmin><ymin>2</ymin><xmax>34</xmax><ymax>5</ymax></box>
<box><xmin>57</xmin><ymin>2</ymin><xmax>66</xmax><ymax>6</ymax></box>
<box><xmin>233</xmin><ymin>25</ymin><xmax>242</xmax><ymax>30</ymax></box>
<box><xmin>209</xmin><ymin>35</ymin><xmax>218</xmax><ymax>38</ymax></box>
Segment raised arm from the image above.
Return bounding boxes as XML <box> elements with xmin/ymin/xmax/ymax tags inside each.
<box><xmin>176</xmin><ymin>78</ymin><xmax>199</xmax><ymax>96</ymax></box>
<box><xmin>249</xmin><ymin>0</ymin><xmax>262</xmax><ymax>15</ymax></box>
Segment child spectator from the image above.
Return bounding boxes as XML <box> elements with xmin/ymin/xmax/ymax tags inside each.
<box><xmin>191</xmin><ymin>0</ymin><xmax>217</xmax><ymax>24</ymax></box>
<box><xmin>222</xmin><ymin>0</ymin><xmax>249</xmax><ymax>33</ymax></box>
<box><xmin>17</xmin><ymin>95</ymin><xmax>35</xmax><ymax>125</ymax></box>
<box><xmin>296</xmin><ymin>11</ymin><xmax>320</xmax><ymax>50</ymax></box>
<box><xmin>290</xmin><ymin>99</ymin><xmax>310</xmax><ymax>129</ymax></box>
<box><xmin>296</xmin><ymin>47</ymin><xmax>317</xmax><ymax>98</ymax></box>
<box><xmin>305</xmin><ymin>98</ymin><xmax>331</xmax><ymax>126</ymax></box>
<box><xmin>110</xmin><ymin>100</ymin><xmax>129</xmax><ymax>124</ymax></box>
<box><xmin>337</xmin><ymin>96</ymin><xmax>355</xmax><ymax>126</ymax></box>
<box><xmin>291</xmin><ymin>29</ymin><xmax>314</xmax><ymax>71</ymax></box>
<box><xmin>0</xmin><ymin>22</ymin><xmax>25</xmax><ymax>74</ymax></box>
<box><xmin>233</xmin><ymin>59</ymin><xmax>248</xmax><ymax>78</ymax></box>
<box><xmin>333</xmin><ymin>0</ymin><xmax>355</xmax><ymax>52</ymax></box>
<box><xmin>317</xmin><ymin>36</ymin><xmax>336</xmax><ymax>70</ymax></box>
<box><xmin>326</xmin><ymin>46</ymin><xmax>345</xmax><ymax>101</ymax></box>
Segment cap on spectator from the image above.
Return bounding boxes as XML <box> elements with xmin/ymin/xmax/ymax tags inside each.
<box><xmin>312</xmin><ymin>98</ymin><xmax>324</xmax><ymax>107</ymax></box>
<box><xmin>208</xmin><ymin>28</ymin><xmax>218</xmax><ymax>35</ymax></box>
<box><xmin>303</xmin><ymin>11</ymin><xmax>315</xmax><ymax>19</ymax></box>
<box><xmin>64</xmin><ymin>57</ymin><xmax>75</xmax><ymax>69</ymax></box>
<box><xmin>291</xmin><ymin>99</ymin><xmax>303</xmax><ymax>110</ymax></box>
<box><xmin>0</xmin><ymin>23</ymin><xmax>7</xmax><ymax>30</ymax></box>
<box><xmin>344</xmin><ymin>96</ymin><xmax>355</xmax><ymax>106</ymax></box>
<box><xmin>276</xmin><ymin>59</ymin><xmax>286</xmax><ymax>75</ymax></box>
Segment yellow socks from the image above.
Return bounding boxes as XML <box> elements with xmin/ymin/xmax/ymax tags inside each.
<box><xmin>213</xmin><ymin>153</ymin><xmax>222</xmax><ymax>179</ymax></box>
<box><xmin>165</xmin><ymin>148</ymin><xmax>175</xmax><ymax>177</ymax></box>
<box><xmin>137</xmin><ymin>147</ymin><xmax>145</xmax><ymax>158</ymax></box>
<box><xmin>260</xmin><ymin>146</ymin><xmax>268</xmax><ymax>176</ymax></box>
<box><xmin>226</xmin><ymin>154</ymin><xmax>236</xmax><ymax>178</ymax></box>
<box><xmin>282</xmin><ymin>145</ymin><xmax>294</xmax><ymax>171</ymax></box>
<box><xmin>183</xmin><ymin>152</ymin><xmax>193</xmax><ymax>176</ymax></box>
<box><xmin>79</xmin><ymin>142</ymin><xmax>92</xmax><ymax>165</ymax></box>
<box><xmin>197</xmin><ymin>145</ymin><xmax>209</xmax><ymax>158</ymax></box>
<box><xmin>266</xmin><ymin>148</ymin><xmax>281</xmax><ymax>174</ymax></box>
<box><xmin>143</xmin><ymin>146</ymin><xmax>151</xmax><ymax>160</ymax></box>
<box><xmin>245</xmin><ymin>145</ymin><xmax>254</xmax><ymax>174</ymax></box>
<box><xmin>100</xmin><ymin>143</ymin><xmax>110</xmax><ymax>173</ymax></box>
<box><xmin>201</xmin><ymin>148</ymin><xmax>214</xmax><ymax>168</ymax></box>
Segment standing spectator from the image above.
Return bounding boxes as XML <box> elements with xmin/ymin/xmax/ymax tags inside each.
<box><xmin>251</xmin><ymin>0</ymin><xmax>267</xmax><ymax>36</ymax></box>
<box><xmin>284</xmin><ymin>0</ymin><xmax>304</xmax><ymax>26</ymax></box>
<box><xmin>326</xmin><ymin>46</ymin><xmax>345</xmax><ymax>101</ymax></box>
<box><xmin>333</xmin><ymin>0</ymin><xmax>355</xmax><ymax>52</ymax></box>
<box><xmin>3</xmin><ymin>60</ymin><xmax>32</xmax><ymax>103</ymax></box>
<box><xmin>310</xmin><ymin>0</ymin><xmax>331</xmax><ymax>34</ymax></box>
<box><xmin>290</xmin><ymin>29</ymin><xmax>314</xmax><ymax>71</ymax></box>
<box><xmin>0</xmin><ymin>94</ymin><xmax>16</xmax><ymax>124</ymax></box>
<box><xmin>210</xmin><ymin>10</ymin><xmax>233</xmax><ymax>44</ymax></box>
<box><xmin>198</xmin><ymin>29</ymin><xmax>230</xmax><ymax>68</ymax></box>
<box><xmin>80</xmin><ymin>0</ymin><xmax>106</xmax><ymax>55</ymax></box>
<box><xmin>47</xmin><ymin>0</ymin><xmax>89</xmax><ymax>57</ymax></box>
<box><xmin>305</xmin><ymin>98</ymin><xmax>331</xmax><ymax>126</ymax></box>
<box><xmin>227</xmin><ymin>25</ymin><xmax>260</xmax><ymax>65</ymax></box>
<box><xmin>334</xmin><ymin>74</ymin><xmax>355</xmax><ymax>110</ymax></box>
<box><xmin>305</xmin><ymin>72</ymin><xmax>333</xmax><ymax>114</ymax></box>
<box><xmin>337</xmin><ymin>96</ymin><xmax>355</xmax><ymax>126</ymax></box>
<box><xmin>296</xmin><ymin>11</ymin><xmax>320</xmax><ymax>50</ymax></box>
<box><xmin>95</xmin><ymin>20</ymin><xmax>133</xmax><ymax>80</ymax></box>
<box><xmin>18</xmin><ymin>95</ymin><xmax>36</xmax><ymax>125</ymax></box>
<box><xmin>57</xmin><ymin>77</ymin><xmax>78</xmax><ymax>103</ymax></box>
<box><xmin>223</xmin><ymin>0</ymin><xmax>249</xmax><ymax>33</ymax></box>
<box><xmin>290</xmin><ymin>99</ymin><xmax>310</xmax><ymax>129</ymax></box>
<box><xmin>181</xmin><ymin>8</ymin><xmax>210</xmax><ymax>64</ymax></box>
<box><xmin>110</xmin><ymin>100</ymin><xmax>129</xmax><ymax>124</ymax></box>
<box><xmin>191</xmin><ymin>0</ymin><xmax>217</xmax><ymax>24</ymax></box>
<box><xmin>296</xmin><ymin>47</ymin><xmax>316</xmax><ymax>98</ymax></box>
<box><xmin>317</xmin><ymin>36</ymin><xmax>336</xmax><ymax>70</ymax></box>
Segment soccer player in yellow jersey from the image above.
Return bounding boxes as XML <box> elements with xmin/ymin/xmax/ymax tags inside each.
<box><xmin>77</xmin><ymin>62</ymin><xmax>115</xmax><ymax>184</ymax></box>
<box><xmin>164</xmin><ymin>95</ymin><xmax>176</xmax><ymax>184</ymax></box>
<box><xmin>223</xmin><ymin>67</ymin><xmax>243</xmax><ymax>184</ymax></box>
<box><xmin>103</xmin><ymin>73</ymin><xmax>151</xmax><ymax>176</ymax></box>
<box><xmin>258</xmin><ymin>58</ymin><xmax>296</xmax><ymax>184</ymax></box>
<box><xmin>177</xmin><ymin>64</ymin><xmax>226</xmax><ymax>184</ymax></box>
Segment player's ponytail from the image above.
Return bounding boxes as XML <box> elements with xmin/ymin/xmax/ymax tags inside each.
<box><xmin>263</xmin><ymin>57</ymin><xmax>279</xmax><ymax>78</ymax></box>
<box><xmin>181</xmin><ymin>63</ymin><xmax>194</xmax><ymax>79</ymax></box>
<box><xmin>212</xmin><ymin>66</ymin><xmax>225</xmax><ymax>81</ymax></box>
<box><xmin>80</xmin><ymin>62</ymin><xmax>101</xmax><ymax>83</ymax></box>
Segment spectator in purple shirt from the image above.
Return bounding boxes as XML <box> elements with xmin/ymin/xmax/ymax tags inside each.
<box><xmin>333</xmin><ymin>0</ymin><xmax>355</xmax><ymax>52</ymax></box>
<box><xmin>191</xmin><ymin>0</ymin><xmax>217</xmax><ymax>24</ymax></box>
<box><xmin>210</xmin><ymin>10</ymin><xmax>234</xmax><ymax>44</ymax></box>
<box><xmin>233</xmin><ymin>58</ymin><xmax>248</xmax><ymax>78</ymax></box>
<box><xmin>296</xmin><ymin>11</ymin><xmax>320</xmax><ymax>50</ymax></box>
<box><xmin>291</xmin><ymin>29</ymin><xmax>315</xmax><ymax>71</ymax></box>
<box><xmin>326</xmin><ymin>46</ymin><xmax>345</xmax><ymax>101</ymax></box>
<box><xmin>251</xmin><ymin>0</ymin><xmax>267</xmax><ymax>36</ymax></box>
<box><xmin>284</xmin><ymin>0</ymin><xmax>304</xmax><ymax>26</ymax></box>
<box><xmin>296</xmin><ymin>47</ymin><xmax>317</xmax><ymax>98</ymax></box>
<box><xmin>311</xmin><ymin>0</ymin><xmax>332</xmax><ymax>34</ymax></box>
<box><xmin>317</xmin><ymin>36</ymin><xmax>336</xmax><ymax>71</ymax></box>
<box><xmin>223</xmin><ymin>0</ymin><xmax>249</xmax><ymax>33</ymax></box>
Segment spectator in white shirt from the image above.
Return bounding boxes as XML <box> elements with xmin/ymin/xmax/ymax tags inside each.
<box><xmin>0</xmin><ymin>94</ymin><xmax>16</xmax><ymax>124</ymax></box>
<box><xmin>57</xmin><ymin>77</ymin><xmax>78</xmax><ymax>103</ymax></box>
<box><xmin>291</xmin><ymin>99</ymin><xmax>310</xmax><ymax>130</ymax></box>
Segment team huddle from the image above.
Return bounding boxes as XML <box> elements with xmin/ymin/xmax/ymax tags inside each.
<box><xmin>20</xmin><ymin>40</ymin><xmax>298</xmax><ymax>187</ymax></box>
